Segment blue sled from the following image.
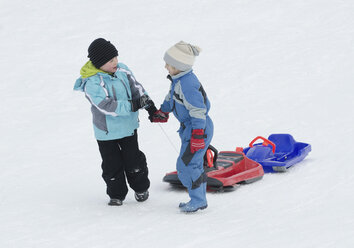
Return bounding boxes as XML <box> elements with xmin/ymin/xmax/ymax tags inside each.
<box><xmin>242</xmin><ymin>134</ymin><xmax>311</xmax><ymax>173</ymax></box>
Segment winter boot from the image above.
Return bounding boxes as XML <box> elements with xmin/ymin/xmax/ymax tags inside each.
<box><xmin>134</xmin><ymin>190</ymin><xmax>149</xmax><ymax>202</ymax></box>
<box><xmin>178</xmin><ymin>201</ymin><xmax>190</xmax><ymax>208</ymax></box>
<box><xmin>180</xmin><ymin>183</ymin><xmax>207</xmax><ymax>213</ymax></box>
<box><xmin>180</xmin><ymin>202</ymin><xmax>208</xmax><ymax>213</ymax></box>
<box><xmin>108</xmin><ymin>198</ymin><xmax>123</xmax><ymax>206</ymax></box>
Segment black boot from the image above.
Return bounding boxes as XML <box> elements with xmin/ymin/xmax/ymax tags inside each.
<box><xmin>134</xmin><ymin>191</ymin><xmax>149</xmax><ymax>202</ymax></box>
<box><xmin>108</xmin><ymin>198</ymin><xmax>123</xmax><ymax>206</ymax></box>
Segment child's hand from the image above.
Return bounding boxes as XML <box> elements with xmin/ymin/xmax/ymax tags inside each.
<box><xmin>149</xmin><ymin>109</ymin><xmax>169</xmax><ymax>123</ymax></box>
<box><xmin>131</xmin><ymin>95</ymin><xmax>150</xmax><ymax>112</ymax></box>
<box><xmin>190</xmin><ymin>129</ymin><xmax>206</xmax><ymax>153</ymax></box>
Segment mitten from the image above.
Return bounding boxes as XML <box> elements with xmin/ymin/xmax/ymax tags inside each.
<box><xmin>190</xmin><ymin>129</ymin><xmax>206</xmax><ymax>153</ymax></box>
<box><xmin>149</xmin><ymin>109</ymin><xmax>169</xmax><ymax>123</ymax></box>
<box><xmin>131</xmin><ymin>95</ymin><xmax>150</xmax><ymax>112</ymax></box>
<box><xmin>146</xmin><ymin>103</ymin><xmax>158</xmax><ymax>118</ymax></box>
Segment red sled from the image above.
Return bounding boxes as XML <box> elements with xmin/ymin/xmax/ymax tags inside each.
<box><xmin>162</xmin><ymin>145</ymin><xmax>264</xmax><ymax>191</ymax></box>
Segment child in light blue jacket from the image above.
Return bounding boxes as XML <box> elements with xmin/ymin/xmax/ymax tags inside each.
<box><xmin>74</xmin><ymin>38</ymin><xmax>157</xmax><ymax>206</ymax></box>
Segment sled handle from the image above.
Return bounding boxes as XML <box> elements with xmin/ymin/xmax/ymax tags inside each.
<box><xmin>249</xmin><ymin>136</ymin><xmax>276</xmax><ymax>153</ymax></box>
<box><xmin>205</xmin><ymin>145</ymin><xmax>218</xmax><ymax>168</ymax></box>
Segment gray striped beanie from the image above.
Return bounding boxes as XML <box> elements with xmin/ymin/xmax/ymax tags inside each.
<box><xmin>163</xmin><ymin>41</ymin><xmax>201</xmax><ymax>71</ymax></box>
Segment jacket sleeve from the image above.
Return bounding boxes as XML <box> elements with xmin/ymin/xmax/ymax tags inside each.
<box><xmin>160</xmin><ymin>84</ymin><xmax>173</xmax><ymax>113</ymax></box>
<box><xmin>118</xmin><ymin>63</ymin><xmax>154</xmax><ymax>101</ymax></box>
<box><xmin>84</xmin><ymin>77</ymin><xmax>132</xmax><ymax>116</ymax></box>
<box><xmin>176</xmin><ymin>81</ymin><xmax>207</xmax><ymax>130</ymax></box>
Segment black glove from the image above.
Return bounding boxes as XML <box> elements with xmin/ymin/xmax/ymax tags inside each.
<box><xmin>146</xmin><ymin>103</ymin><xmax>158</xmax><ymax>119</ymax></box>
<box><xmin>131</xmin><ymin>95</ymin><xmax>151</xmax><ymax>112</ymax></box>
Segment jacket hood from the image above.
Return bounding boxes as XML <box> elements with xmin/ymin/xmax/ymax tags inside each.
<box><xmin>73</xmin><ymin>61</ymin><xmax>107</xmax><ymax>92</ymax></box>
<box><xmin>80</xmin><ymin>60</ymin><xmax>106</xmax><ymax>78</ymax></box>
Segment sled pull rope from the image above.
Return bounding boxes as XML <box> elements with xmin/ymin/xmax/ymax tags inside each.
<box><xmin>158</xmin><ymin>123</ymin><xmax>179</xmax><ymax>154</ymax></box>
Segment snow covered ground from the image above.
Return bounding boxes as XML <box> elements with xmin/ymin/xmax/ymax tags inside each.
<box><xmin>1</xmin><ymin>0</ymin><xmax>354</xmax><ymax>247</ymax></box>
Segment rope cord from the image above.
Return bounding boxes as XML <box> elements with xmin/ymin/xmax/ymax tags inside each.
<box><xmin>158</xmin><ymin>123</ymin><xmax>179</xmax><ymax>154</ymax></box>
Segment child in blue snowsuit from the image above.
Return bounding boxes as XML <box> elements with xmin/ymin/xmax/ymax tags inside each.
<box><xmin>150</xmin><ymin>41</ymin><xmax>214</xmax><ymax>212</ymax></box>
<box><xmin>73</xmin><ymin>38</ymin><xmax>158</xmax><ymax>206</ymax></box>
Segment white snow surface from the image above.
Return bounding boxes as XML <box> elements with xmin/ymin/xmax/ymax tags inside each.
<box><xmin>1</xmin><ymin>0</ymin><xmax>354</xmax><ymax>247</ymax></box>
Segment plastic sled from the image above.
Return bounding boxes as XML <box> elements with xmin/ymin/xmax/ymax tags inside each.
<box><xmin>241</xmin><ymin>134</ymin><xmax>311</xmax><ymax>173</ymax></box>
<box><xmin>162</xmin><ymin>145</ymin><xmax>264</xmax><ymax>191</ymax></box>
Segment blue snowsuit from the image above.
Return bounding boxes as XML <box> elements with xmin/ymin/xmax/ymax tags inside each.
<box><xmin>161</xmin><ymin>70</ymin><xmax>213</xmax><ymax>208</ymax></box>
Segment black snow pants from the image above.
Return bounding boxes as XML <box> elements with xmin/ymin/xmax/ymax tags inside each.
<box><xmin>97</xmin><ymin>130</ymin><xmax>150</xmax><ymax>200</ymax></box>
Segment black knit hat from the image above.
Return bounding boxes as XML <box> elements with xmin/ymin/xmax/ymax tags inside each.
<box><xmin>87</xmin><ymin>38</ymin><xmax>118</xmax><ymax>68</ymax></box>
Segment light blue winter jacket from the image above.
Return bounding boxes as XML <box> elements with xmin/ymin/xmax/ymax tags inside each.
<box><xmin>74</xmin><ymin>62</ymin><xmax>147</xmax><ymax>141</ymax></box>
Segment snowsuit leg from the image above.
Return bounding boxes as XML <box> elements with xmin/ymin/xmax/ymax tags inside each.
<box><xmin>119</xmin><ymin>130</ymin><xmax>150</xmax><ymax>193</ymax></box>
<box><xmin>177</xmin><ymin>118</ymin><xmax>213</xmax><ymax>209</ymax></box>
<box><xmin>97</xmin><ymin>130</ymin><xmax>150</xmax><ymax>200</ymax></box>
